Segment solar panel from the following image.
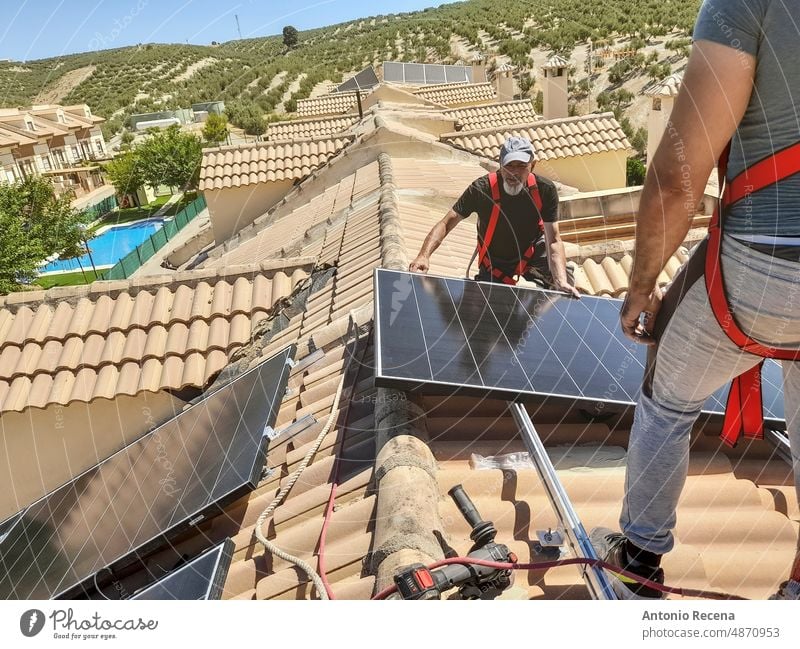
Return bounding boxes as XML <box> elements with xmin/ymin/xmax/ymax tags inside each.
<box><xmin>336</xmin><ymin>66</ymin><xmax>379</xmax><ymax>92</ymax></box>
<box><xmin>130</xmin><ymin>539</ymin><xmax>234</xmax><ymax>600</ymax></box>
<box><xmin>0</xmin><ymin>346</ymin><xmax>295</xmax><ymax>600</ymax></box>
<box><xmin>373</xmin><ymin>269</ymin><xmax>785</xmax><ymax>423</ymax></box>
<box><xmin>445</xmin><ymin>65</ymin><xmax>472</xmax><ymax>83</ymax></box>
<box><xmin>404</xmin><ymin>63</ymin><xmax>426</xmax><ymax>84</ymax></box>
<box><xmin>383</xmin><ymin>61</ymin><xmax>404</xmax><ymax>83</ymax></box>
<box><xmin>425</xmin><ymin>64</ymin><xmax>447</xmax><ymax>84</ymax></box>
<box><xmin>382</xmin><ymin>61</ymin><xmax>473</xmax><ymax>85</ymax></box>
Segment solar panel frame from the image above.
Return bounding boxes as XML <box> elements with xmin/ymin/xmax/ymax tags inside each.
<box><xmin>373</xmin><ymin>269</ymin><xmax>785</xmax><ymax>424</ymax></box>
<box><xmin>0</xmin><ymin>345</ymin><xmax>295</xmax><ymax>600</ymax></box>
<box><xmin>336</xmin><ymin>66</ymin><xmax>379</xmax><ymax>92</ymax></box>
<box><xmin>382</xmin><ymin>61</ymin><xmax>473</xmax><ymax>85</ymax></box>
<box><xmin>130</xmin><ymin>539</ymin><xmax>234</xmax><ymax>600</ymax></box>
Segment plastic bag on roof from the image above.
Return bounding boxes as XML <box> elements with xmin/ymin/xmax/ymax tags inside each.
<box><xmin>470</xmin><ymin>452</ymin><xmax>534</xmax><ymax>470</ymax></box>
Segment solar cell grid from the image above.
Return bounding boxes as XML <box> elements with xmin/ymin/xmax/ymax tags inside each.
<box><xmin>0</xmin><ymin>346</ymin><xmax>295</xmax><ymax>600</ymax></box>
<box><xmin>374</xmin><ymin>269</ymin><xmax>785</xmax><ymax>423</ymax></box>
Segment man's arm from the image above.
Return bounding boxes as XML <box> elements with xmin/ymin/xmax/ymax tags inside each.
<box><xmin>408</xmin><ymin>209</ymin><xmax>463</xmax><ymax>272</ymax></box>
<box><xmin>543</xmin><ymin>221</ymin><xmax>580</xmax><ymax>298</ymax></box>
<box><xmin>621</xmin><ymin>39</ymin><xmax>756</xmax><ymax>342</ymax></box>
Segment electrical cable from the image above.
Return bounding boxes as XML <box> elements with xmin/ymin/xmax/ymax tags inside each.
<box><xmin>317</xmin><ymin>324</ymin><xmax>373</xmax><ymax>599</ymax></box>
<box><xmin>253</xmin><ymin>314</ymin><xmax>360</xmax><ymax>600</ymax></box>
<box><xmin>371</xmin><ymin>555</ymin><xmax>748</xmax><ymax>601</ymax></box>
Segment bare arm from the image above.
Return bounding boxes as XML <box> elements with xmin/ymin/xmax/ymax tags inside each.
<box><xmin>544</xmin><ymin>221</ymin><xmax>580</xmax><ymax>298</ymax></box>
<box><xmin>408</xmin><ymin>209</ymin><xmax>463</xmax><ymax>272</ymax></box>
<box><xmin>621</xmin><ymin>40</ymin><xmax>756</xmax><ymax>342</ymax></box>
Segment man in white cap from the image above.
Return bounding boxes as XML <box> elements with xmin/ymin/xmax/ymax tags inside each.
<box><xmin>409</xmin><ymin>136</ymin><xmax>579</xmax><ymax>296</ymax></box>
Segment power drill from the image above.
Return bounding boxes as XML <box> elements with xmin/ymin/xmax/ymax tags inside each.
<box><xmin>393</xmin><ymin>484</ymin><xmax>516</xmax><ymax>600</ymax></box>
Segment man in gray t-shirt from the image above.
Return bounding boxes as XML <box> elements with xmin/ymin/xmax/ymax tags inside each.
<box><xmin>591</xmin><ymin>0</ymin><xmax>800</xmax><ymax>601</ymax></box>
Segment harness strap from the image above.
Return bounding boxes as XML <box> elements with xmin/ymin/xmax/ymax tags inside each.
<box><xmin>475</xmin><ymin>172</ymin><xmax>544</xmax><ymax>285</ymax></box>
<box><xmin>705</xmin><ymin>142</ymin><xmax>800</xmax><ymax>446</ymax></box>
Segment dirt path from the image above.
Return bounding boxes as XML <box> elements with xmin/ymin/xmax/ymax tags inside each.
<box><xmin>275</xmin><ymin>72</ymin><xmax>307</xmax><ymax>114</ymax></box>
<box><xmin>34</xmin><ymin>65</ymin><xmax>95</xmax><ymax>104</ymax></box>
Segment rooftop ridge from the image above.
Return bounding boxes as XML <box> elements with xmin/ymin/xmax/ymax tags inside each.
<box><xmin>0</xmin><ymin>259</ymin><xmax>315</xmax><ymax>313</ymax></box>
<box><xmin>440</xmin><ymin>111</ymin><xmax>617</xmax><ymax>137</ymax></box>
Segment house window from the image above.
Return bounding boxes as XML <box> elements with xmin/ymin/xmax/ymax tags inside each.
<box><xmin>653</xmin><ymin>98</ymin><xmax>662</xmax><ymax>111</ymax></box>
<box><xmin>95</xmin><ymin>140</ymin><xmax>104</xmax><ymax>155</ymax></box>
<box><xmin>72</xmin><ymin>146</ymin><xmax>80</xmax><ymax>160</ymax></box>
<box><xmin>25</xmin><ymin>119</ymin><xmax>36</xmax><ymax>131</ymax></box>
<box><xmin>41</xmin><ymin>157</ymin><xmax>52</xmax><ymax>171</ymax></box>
<box><xmin>57</xmin><ymin>112</ymin><xmax>65</xmax><ymax>123</ymax></box>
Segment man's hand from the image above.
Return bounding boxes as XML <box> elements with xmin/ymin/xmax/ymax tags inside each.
<box><xmin>552</xmin><ymin>280</ymin><xmax>581</xmax><ymax>299</ymax></box>
<box><xmin>620</xmin><ymin>285</ymin><xmax>663</xmax><ymax>344</ymax></box>
<box><xmin>409</xmin><ymin>255</ymin><xmax>430</xmax><ymax>273</ymax></box>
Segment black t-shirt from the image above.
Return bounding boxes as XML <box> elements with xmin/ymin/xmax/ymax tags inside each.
<box><xmin>452</xmin><ymin>173</ymin><xmax>559</xmax><ymax>271</ymax></box>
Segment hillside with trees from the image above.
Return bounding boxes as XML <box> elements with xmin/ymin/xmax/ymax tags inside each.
<box><xmin>0</xmin><ymin>0</ymin><xmax>701</xmax><ymax>142</ymax></box>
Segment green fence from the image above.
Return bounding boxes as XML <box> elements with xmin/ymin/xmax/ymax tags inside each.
<box><xmin>82</xmin><ymin>194</ymin><xmax>118</xmax><ymax>220</ymax></box>
<box><xmin>103</xmin><ymin>194</ymin><xmax>207</xmax><ymax>280</ymax></box>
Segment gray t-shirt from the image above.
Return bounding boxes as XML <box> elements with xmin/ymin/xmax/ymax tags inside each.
<box><xmin>694</xmin><ymin>0</ymin><xmax>800</xmax><ymax>237</ymax></box>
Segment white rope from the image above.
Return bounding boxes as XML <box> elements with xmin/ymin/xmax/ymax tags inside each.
<box><xmin>253</xmin><ymin>317</ymin><xmax>359</xmax><ymax>600</ymax></box>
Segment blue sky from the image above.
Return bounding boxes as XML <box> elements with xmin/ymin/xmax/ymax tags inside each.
<box><xmin>1</xmin><ymin>0</ymin><xmax>463</xmax><ymax>62</ymax></box>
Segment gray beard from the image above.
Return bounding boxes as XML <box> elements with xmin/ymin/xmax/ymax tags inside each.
<box><xmin>502</xmin><ymin>178</ymin><xmax>525</xmax><ymax>195</ymax></box>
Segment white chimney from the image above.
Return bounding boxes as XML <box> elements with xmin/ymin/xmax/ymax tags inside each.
<box><xmin>471</xmin><ymin>52</ymin><xmax>487</xmax><ymax>83</ymax></box>
<box><xmin>542</xmin><ymin>55</ymin><xmax>569</xmax><ymax>120</ymax></box>
<box><xmin>494</xmin><ymin>62</ymin><xmax>517</xmax><ymax>102</ymax></box>
<box><xmin>646</xmin><ymin>73</ymin><xmax>683</xmax><ymax>165</ymax></box>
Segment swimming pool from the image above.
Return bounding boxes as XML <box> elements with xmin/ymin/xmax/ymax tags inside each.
<box><xmin>39</xmin><ymin>218</ymin><xmax>165</xmax><ymax>274</ymax></box>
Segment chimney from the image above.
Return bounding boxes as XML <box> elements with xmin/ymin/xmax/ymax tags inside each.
<box><xmin>494</xmin><ymin>63</ymin><xmax>517</xmax><ymax>102</ymax></box>
<box><xmin>542</xmin><ymin>55</ymin><xmax>569</xmax><ymax>120</ymax></box>
<box><xmin>471</xmin><ymin>52</ymin><xmax>487</xmax><ymax>83</ymax></box>
<box><xmin>646</xmin><ymin>73</ymin><xmax>683</xmax><ymax>165</ymax></box>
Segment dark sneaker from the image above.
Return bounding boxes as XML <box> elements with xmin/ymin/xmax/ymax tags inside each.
<box><xmin>769</xmin><ymin>580</ymin><xmax>800</xmax><ymax>600</ymax></box>
<box><xmin>589</xmin><ymin>527</ymin><xmax>665</xmax><ymax>600</ymax></box>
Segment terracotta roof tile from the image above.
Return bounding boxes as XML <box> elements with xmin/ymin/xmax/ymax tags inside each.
<box><xmin>413</xmin><ymin>82</ymin><xmax>496</xmax><ymax>106</ymax></box>
<box><xmin>266</xmin><ymin>115</ymin><xmax>359</xmax><ymax>140</ymax></box>
<box><xmin>0</xmin><ymin>265</ymin><xmax>312</xmax><ymax>413</ymax></box>
<box><xmin>199</xmin><ymin>135</ymin><xmax>354</xmax><ymax>191</ymax></box>
<box><xmin>296</xmin><ymin>92</ymin><xmax>360</xmax><ymax>117</ymax></box>
<box><xmin>441</xmin><ymin>112</ymin><xmax>632</xmax><ymax>161</ymax></box>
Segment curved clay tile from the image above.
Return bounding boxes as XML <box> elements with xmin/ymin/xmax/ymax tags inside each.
<box><xmin>128</xmin><ymin>291</ymin><xmax>155</xmax><ymax>330</ymax></box>
<box><xmin>207</xmin><ymin>316</ymin><xmax>230</xmax><ymax>350</ymax></box>
<box><xmin>5</xmin><ymin>306</ymin><xmax>35</xmax><ymax>346</ymax></box>
<box><xmin>92</xmin><ymin>365</ymin><xmax>120</xmax><ymax>401</ymax></box>
<box><xmin>186</xmin><ymin>319</ymin><xmax>210</xmax><ymax>353</ymax></box>
<box><xmin>142</xmin><ymin>325</ymin><xmax>168</xmax><ymax>359</ymax></box>
<box><xmin>27</xmin><ymin>372</ymin><xmax>54</xmax><ymax>410</ymax></box>
<box><xmin>164</xmin><ymin>322</ymin><xmax>189</xmax><ymax>356</ymax></box>
<box><xmin>5</xmin><ymin>376</ymin><xmax>32</xmax><ymax>412</ymax></box>
<box><xmin>99</xmin><ymin>330</ymin><xmax>126</xmax><ymax>365</ymax></box>
<box><xmin>121</xmin><ymin>328</ymin><xmax>148</xmax><ymax>363</ymax></box>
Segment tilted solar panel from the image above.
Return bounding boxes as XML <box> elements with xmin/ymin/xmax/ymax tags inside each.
<box><xmin>0</xmin><ymin>346</ymin><xmax>295</xmax><ymax>599</ymax></box>
<box><xmin>130</xmin><ymin>539</ymin><xmax>234</xmax><ymax>600</ymax></box>
<box><xmin>373</xmin><ymin>269</ymin><xmax>785</xmax><ymax>423</ymax></box>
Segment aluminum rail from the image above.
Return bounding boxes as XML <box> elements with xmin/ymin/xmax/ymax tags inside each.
<box><xmin>510</xmin><ymin>402</ymin><xmax>617</xmax><ymax>600</ymax></box>
<box><xmin>765</xmin><ymin>428</ymin><xmax>793</xmax><ymax>466</ymax></box>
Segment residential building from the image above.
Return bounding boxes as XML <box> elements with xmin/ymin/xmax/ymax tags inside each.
<box><xmin>0</xmin><ymin>104</ymin><xmax>108</xmax><ymax>198</ymax></box>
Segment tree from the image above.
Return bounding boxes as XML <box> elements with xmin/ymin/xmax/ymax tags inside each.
<box><xmin>202</xmin><ymin>113</ymin><xmax>229</xmax><ymax>145</ymax></box>
<box><xmin>0</xmin><ymin>177</ymin><xmax>89</xmax><ymax>293</ymax></box>
<box><xmin>283</xmin><ymin>26</ymin><xmax>299</xmax><ymax>49</ymax></box>
<box><xmin>627</xmin><ymin>157</ymin><xmax>646</xmax><ymax>186</ymax></box>
<box><xmin>630</xmin><ymin>127</ymin><xmax>648</xmax><ymax>156</ymax></box>
<box><xmin>225</xmin><ymin>100</ymin><xmax>266</xmax><ymax>137</ymax></box>
<box><xmin>104</xmin><ymin>151</ymin><xmax>146</xmax><ymax>197</ymax></box>
<box><xmin>136</xmin><ymin>125</ymin><xmax>203</xmax><ymax>191</ymax></box>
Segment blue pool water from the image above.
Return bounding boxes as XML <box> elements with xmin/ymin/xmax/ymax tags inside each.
<box><xmin>39</xmin><ymin>218</ymin><xmax>165</xmax><ymax>273</ymax></box>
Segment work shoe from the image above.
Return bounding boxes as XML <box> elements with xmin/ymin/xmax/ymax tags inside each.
<box><xmin>769</xmin><ymin>580</ymin><xmax>800</xmax><ymax>600</ymax></box>
<box><xmin>589</xmin><ymin>527</ymin><xmax>665</xmax><ymax>600</ymax></box>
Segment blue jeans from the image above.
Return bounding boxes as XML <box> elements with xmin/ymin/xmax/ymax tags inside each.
<box><xmin>621</xmin><ymin>235</ymin><xmax>800</xmax><ymax>555</ymax></box>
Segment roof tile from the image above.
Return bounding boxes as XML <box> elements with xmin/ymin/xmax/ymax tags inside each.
<box><xmin>441</xmin><ymin>112</ymin><xmax>631</xmax><ymax>161</ymax></box>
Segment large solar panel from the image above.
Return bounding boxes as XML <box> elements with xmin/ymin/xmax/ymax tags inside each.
<box><xmin>336</xmin><ymin>66</ymin><xmax>380</xmax><ymax>93</ymax></box>
<box><xmin>382</xmin><ymin>61</ymin><xmax>472</xmax><ymax>85</ymax></box>
<box><xmin>374</xmin><ymin>269</ymin><xmax>785</xmax><ymax>423</ymax></box>
<box><xmin>0</xmin><ymin>346</ymin><xmax>295</xmax><ymax>599</ymax></box>
<box><xmin>130</xmin><ymin>539</ymin><xmax>234</xmax><ymax>600</ymax></box>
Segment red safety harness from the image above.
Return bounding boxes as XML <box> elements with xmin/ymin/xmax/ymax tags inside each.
<box><xmin>706</xmin><ymin>142</ymin><xmax>800</xmax><ymax>446</ymax></box>
<box><xmin>476</xmin><ymin>172</ymin><xmax>544</xmax><ymax>285</ymax></box>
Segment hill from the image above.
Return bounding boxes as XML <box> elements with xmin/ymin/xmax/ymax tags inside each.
<box><xmin>0</xmin><ymin>0</ymin><xmax>701</xmax><ymax>139</ymax></box>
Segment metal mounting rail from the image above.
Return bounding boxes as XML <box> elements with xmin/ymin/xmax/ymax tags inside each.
<box><xmin>509</xmin><ymin>402</ymin><xmax>617</xmax><ymax>600</ymax></box>
<box><xmin>765</xmin><ymin>429</ymin><xmax>793</xmax><ymax>466</ymax></box>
